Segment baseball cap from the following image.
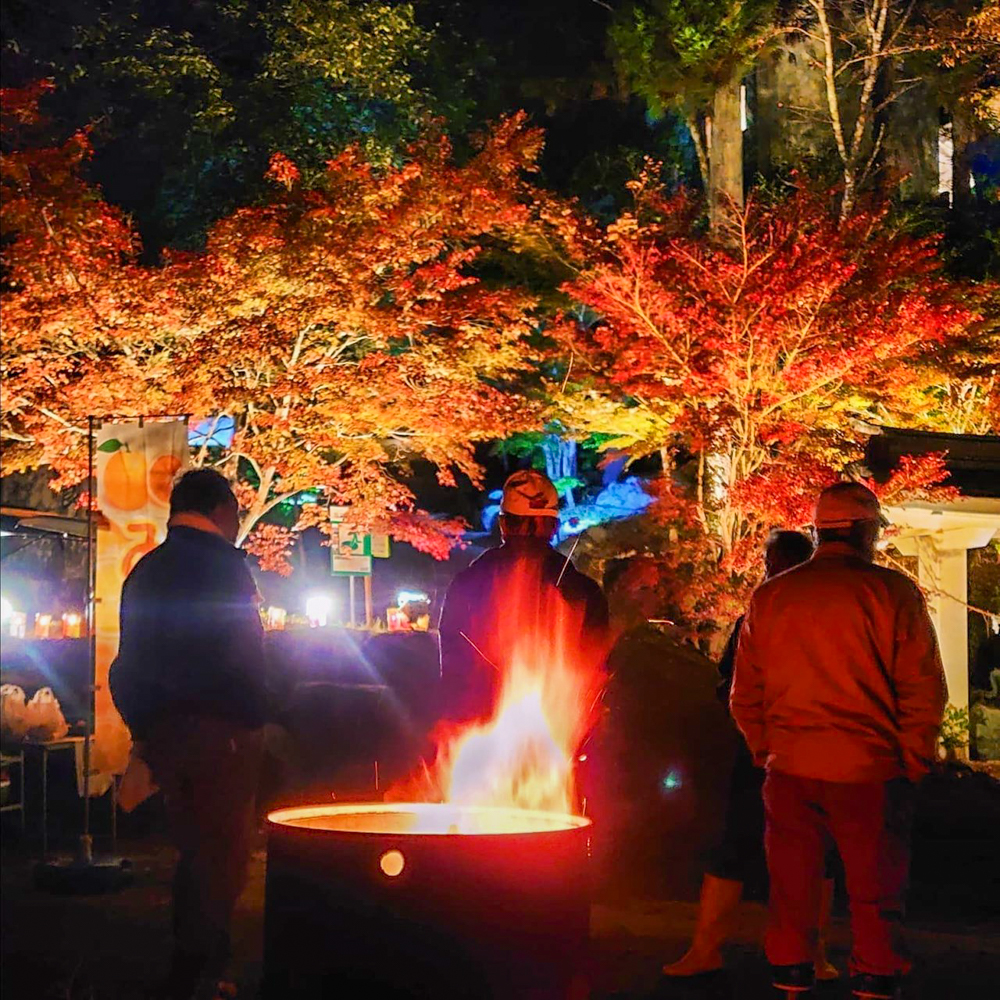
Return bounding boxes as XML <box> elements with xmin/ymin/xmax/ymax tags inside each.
<box><xmin>813</xmin><ymin>482</ymin><xmax>884</xmax><ymax>529</ymax></box>
<box><xmin>501</xmin><ymin>470</ymin><xmax>559</xmax><ymax>517</ymax></box>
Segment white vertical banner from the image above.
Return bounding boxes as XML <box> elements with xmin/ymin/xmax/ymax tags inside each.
<box><xmin>93</xmin><ymin>420</ymin><xmax>188</xmax><ymax>783</ymax></box>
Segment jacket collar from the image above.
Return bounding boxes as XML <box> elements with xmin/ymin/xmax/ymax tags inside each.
<box><xmin>168</xmin><ymin>511</ymin><xmax>229</xmax><ymax>539</ymax></box>
<box><xmin>812</xmin><ymin>540</ymin><xmax>869</xmax><ymax>561</ymax></box>
<box><xmin>167</xmin><ymin>513</ymin><xmax>246</xmax><ymax>557</ymax></box>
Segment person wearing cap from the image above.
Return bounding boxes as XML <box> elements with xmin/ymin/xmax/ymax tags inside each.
<box><xmin>730</xmin><ymin>482</ymin><xmax>947</xmax><ymax>1000</ymax></box>
<box><xmin>438</xmin><ymin>469</ymin><xmax>609</xmax><ymax>723</ymax></box>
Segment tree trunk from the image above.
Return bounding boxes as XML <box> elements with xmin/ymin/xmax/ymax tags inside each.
<box><xmin>952</xmin><ymin>106</ymin><xmax>976</xmax><ymax>213</ymax></box>
<box><xmin>708</xmin><ymin>73</ymin><xmax>744</xmax><ymax>231</ymax></box>
<box><xmin>841</xmin><ymin>167</ymin><xmax>858</xmax><ymax>222</ymax></box>
<box><xmin>754</xmin><ymin>57</ymin><xmax>777</xmax><ymax>180</ymax></box>
<box><xmin>682</xmin><ymin>109</ymin><xmax>710</xmax><ymax>192</ymax></box>
<box><xmin>543</xmin><ymin>434</ymin><xmax>578</xmax><ymax>508</ymax></box>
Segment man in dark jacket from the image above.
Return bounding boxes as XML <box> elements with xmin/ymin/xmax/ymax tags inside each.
<box><xmin>439</xmin><ymin>469</ymin><xmax>609</xmax><ymax>723</ymax></box>
<box><xmin>665</xmin><ymin>530</ymin><xmax>830</xmax><ymax>979</ymax></box>
<box><xmin>111</xmin><ymin>469</ymin><xmax>267</xmax><ymax>1000</ymax></box>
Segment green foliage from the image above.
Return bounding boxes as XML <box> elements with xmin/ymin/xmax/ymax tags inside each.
<box><xmin>940</xmin><ymin>703</ymin><xmax>971</xmax><ymax>750</ymax></box>
<box><xmin>261</xmin><ymin>0</ymin><xmax>429</xmax><ymax>105</ymax></box>
<box><xmin>1</xmin><ymin>0</ymin><xmax>433</xmax><ymax>249</ymax></box>
<box><xmin>610</xmin><ymin>0</ymin><xmax>777</xmax><ymax>114</ymax></box>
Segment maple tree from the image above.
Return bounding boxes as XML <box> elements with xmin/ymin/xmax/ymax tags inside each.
<box><xmin>1</xmin><ymin>80</ymin><xmax>177</xmax><ymax>469</ymax></box>
<box><xmin>2</xmin><ymin>83</ymin><xmax>560</xmax><ymax>569</ymax></box>
<box><xmin>555</xmin><ymin>172</ymin><xmax>983</xmax><ymax>633</ymax></box>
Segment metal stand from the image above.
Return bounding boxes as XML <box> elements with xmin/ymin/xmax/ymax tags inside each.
<box><xmin>0</xmin><ymin>749</ymin><xmax>26</xmax><ymax>836</ymax></box>
<box><xmin>33</xmin><ymin>416</ymin><xmax>131</xmax><ymax>894</ymax></box>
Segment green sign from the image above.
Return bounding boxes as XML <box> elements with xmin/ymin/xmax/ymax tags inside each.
<box><xmin>337</xmin><ymin>525</ymin><xmax>371</xmax><ymax>556</ymax></box>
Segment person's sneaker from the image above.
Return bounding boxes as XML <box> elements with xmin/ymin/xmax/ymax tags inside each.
<box><xmin>851</xmin><ymin>973</ymin><xmax>901</xmax><ymax>999</ymax></box>
<box><xmin>772</xmin><ymin>962</ymin><xmax>815</xmax><ymax>994</ymax></box>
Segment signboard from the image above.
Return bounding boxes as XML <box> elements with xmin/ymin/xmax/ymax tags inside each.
<box><xmin>328</xmin><ymin>506</ymin><xmax>390</xmax><ymax>568</ymax></box>
<box><xmin>336</xmin><ymin>523</ymin><xmax>371</xmax><ymax>557</ymax></box>
<box><xmin>331</xmin><ymin>553</ymin><xmax>373</xmax><ymax>576</ymax></box>
<box><xmin>330</xmin><ymin>521</ymin><xmax>372</xmax><ymax>575</ymax></box>
<box><xmin>94</xmin><ymin>419</ymin><xmax>188</xmax><ymax>783</ymax></box>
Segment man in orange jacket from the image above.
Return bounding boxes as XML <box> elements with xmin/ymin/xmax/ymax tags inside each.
<box><xmin>731</xmin><ymin>482</ymin><xmax>947</xmax><ymax>1000</ymax></box>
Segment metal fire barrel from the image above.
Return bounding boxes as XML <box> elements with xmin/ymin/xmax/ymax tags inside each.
<box><xmin>263</xmin><ymin>803</ymin><xmax>592</xmax><ymax>1000</ymax></box>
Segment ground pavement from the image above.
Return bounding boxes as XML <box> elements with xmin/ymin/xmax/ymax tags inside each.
<box><xmin>2</xmin><ymin>840</ymin><xmax>998</xmax><ymax>1000</ymax></box>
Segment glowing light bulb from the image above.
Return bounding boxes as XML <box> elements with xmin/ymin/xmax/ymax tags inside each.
<box><xmin>305</xmin><ymin>593</ymin><xmax>333</xmax><ymax>627</ymax></box>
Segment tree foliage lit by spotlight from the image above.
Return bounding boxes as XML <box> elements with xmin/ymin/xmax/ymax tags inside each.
<box><xmin>552</xmin><ymin>171</ymin><xmax>990</xmax><ymax>631</ymax></box>
<box><xmin>0</xmin><ymin>85</ymin><xmax>565</xmax><ymax>570</ymax></box>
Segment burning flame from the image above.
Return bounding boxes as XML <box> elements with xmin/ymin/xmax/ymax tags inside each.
<box><xmin>449</xmin><ymin>685</ymin><xmax>567</xmax><ymax>811</ymax></box>
<box><xmin>391</xmin><ymin>551</ymin><xmax>609</xmax><ymax>827</ymax></box>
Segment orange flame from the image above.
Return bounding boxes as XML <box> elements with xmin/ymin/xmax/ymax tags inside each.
<box><xmin>392</xmin><ymin>551</ymin><xmax>609</xmax><ymax>821</ymax></box>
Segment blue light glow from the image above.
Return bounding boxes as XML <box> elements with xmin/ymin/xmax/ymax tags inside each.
<box><xmin>481</xmin><ymin>476</ymin><xmax>652</xmax><ymax>538</ymax></box>
<box><xmin>397</xmin><ymin>590</ymin><xmax>429</xmax><ymax>606</ymax></box>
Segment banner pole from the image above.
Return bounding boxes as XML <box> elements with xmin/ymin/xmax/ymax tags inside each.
<box><xmin>82</xmin><ymin>417</ymin><xmax>97</xmax><ymax>861</ymax></box>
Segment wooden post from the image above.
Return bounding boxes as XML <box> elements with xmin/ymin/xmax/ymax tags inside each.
<box><xmin>348</xmin><ymin>576</ymin><xmax>356</xmax><ymax>627</ymax></box>
<box><xmin>364</xmin><ymin>575</ymin><xmax>373</xmax><ymax>629</ymax></box>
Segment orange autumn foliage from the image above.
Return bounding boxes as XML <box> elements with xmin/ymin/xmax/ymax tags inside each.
<box><xmin>2</xmin><ymin>85</ymin><xmax>558</xmax><ymax>564</ymax></box>
<box><xmin>556</xmin><ymin>175</ymin><xmax>984</xmax><ymax>631</ymax></box>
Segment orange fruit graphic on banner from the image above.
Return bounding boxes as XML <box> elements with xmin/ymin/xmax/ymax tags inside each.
<box><xmin>121</xmin><ymin>522</ymin><xmax>158</xmax><ymax>577</ymax></box>
<box><xmin>149</xmin><ymin>454</ymin><xmax>182</xmax><ymax>505</ymax></box>
<box><xmin>100</xmin><ymin>440</ymin><xmax>147</xmax><ymax>511</ymax></box>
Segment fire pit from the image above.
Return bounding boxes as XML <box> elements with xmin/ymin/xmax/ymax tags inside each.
<box><xmin>262</xmin><ymin>802</ymin><xmax>592</xmax><ymax>999</ymax></box>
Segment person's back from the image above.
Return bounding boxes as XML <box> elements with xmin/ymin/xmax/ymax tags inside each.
<box><xmin>735</xmin><ymin>544</ymin><xmax>945</xmax><ymax>782</ymax></box>
<box><xmin>439</xmin><ymin>471</ymin><xmax>608</xmax><ymax>722</ymax></box>
<box><xmin>731</xmin><ymin>482</ymin><xmax>947</xmax><ymax>1000</ymax></box>
<box><xmin>109</xmin><ymin>468</ymin><xmax>268</xmax><ymax>1000</ymax></box>
<box><xmin>113</xmin><ymin>524</ymin><xmax>267</xmax><ymax>738</ymax></box>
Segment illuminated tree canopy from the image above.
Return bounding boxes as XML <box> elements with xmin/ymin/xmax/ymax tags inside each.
<box><xmin>1</xmin><ymin>0</ymin><xmax>996</xmax><ymax>613</ymax></box>
<box><xmin>1</xmin><ymin>86</ymin><xmax>564</xmax><ymax>568</ymax></box>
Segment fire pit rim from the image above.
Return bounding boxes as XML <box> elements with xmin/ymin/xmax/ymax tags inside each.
<box><xmin>266</xmin><ymin>801</ymin><xmax>593</xmax><ymax>837</ymax></box>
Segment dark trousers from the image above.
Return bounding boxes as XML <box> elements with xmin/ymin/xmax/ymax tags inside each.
<box><xmin>709</xmin><ymin>741</ymin><xmax>766</xmax><ymax>883</ymax></box>
<box><xmin>146</xmin><ymin>716</ymin><xmax>263</xmax><ymax>988</ymax></box>
<box><xmin>763</xmin><ymin>771</ymin><xmax>915</xmax><ymax>978</ymax></box>
<box><xmin>711</xmin><ymin>743</ymin><xmax>835</xmax><ymax>887</ymax></box>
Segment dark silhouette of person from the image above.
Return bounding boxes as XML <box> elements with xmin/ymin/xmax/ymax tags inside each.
<box><xmin>663</xmin><ymin>530</ymin><xmax>840</xmax><ymax>980</ymax></box>
<box><xmin>438</xmin><ymin>469</ymin><xmax>608</xmax><ymax>724</ymax></box>
<box><xmin>111</xmin><ymin>469</ymin><xmax>267</xmax><ymax>1000</ymax></box>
